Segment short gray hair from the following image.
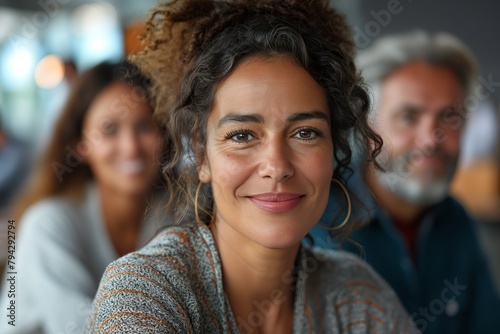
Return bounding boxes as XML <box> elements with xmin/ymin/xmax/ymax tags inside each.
<box><xmin>357</xmin><ymin>31</ymin><xmax>479</xmax><ymax>115</ymax></box>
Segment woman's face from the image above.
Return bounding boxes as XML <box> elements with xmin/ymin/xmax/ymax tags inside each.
<box><xmin>79</xmin><ymin>82</ymin><xmax>162</xmax><ymax>196</ymax></box>
<box><xmin>199</xmin><ymin>56</ymin><xmax>334</xmax><ymax>249</ymax></box>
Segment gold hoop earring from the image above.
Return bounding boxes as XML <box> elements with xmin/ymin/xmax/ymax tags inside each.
<box><xmin>318</xmin><ymin>178</ymin><xmax>351</xmax><ymax>231</ymax></box>
<box><xmin>194</xmin><ymin>181</ymin><xmax>203</xmax><ymax>227</ymax></box>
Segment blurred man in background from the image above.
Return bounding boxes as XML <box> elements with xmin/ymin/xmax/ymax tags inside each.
<box><xmin>311</xmin><ymin>31</ymin><xmax>500</xmax><ymax>333</ymax></box>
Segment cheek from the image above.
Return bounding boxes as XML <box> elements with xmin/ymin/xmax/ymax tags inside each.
<box><xmin>86</xmin><ymin>151</ymin><xmax>114</xmax><ymax>180</ymax></box>
<box><xmin>375</xmin><ymin>119</ymin><xmax>414</xmax><ymax>147</ymax></box>
<box><xmin>87</xmin><ymin>140</ymin><xmax>115</xmax><ymax>167</ymax></box>
<box><xmin>379</xmin><ymin>126</ymin><xmax>413</xmax><ymax>156</ymax></box>
<box><xmin>429</xmin><ymin>126</ymin><xmax>461</xmax><ymax>155</ymax></box>
<box><xmin>210</xmin><ymin>151</ymin><xmax>252</xmax><ymax>190</ymax></box>
<box><xmin>290</xmin><ymin>141</ymin><xmax>334</xmax><ymax>186</ymax></box>
<box><xmin>142</xmin><ymin>133</ymin><xmax>163</xmax><ymax>156</ymax></box>
<box><xmin>443</xmin><ymin>129</ymin><xmax>461</xmax><ymax>153</ymax></box>
<box><xmin>305</xmin><ymin>151</ymin><xmax>334</xmax><ymax>186</ymax></box>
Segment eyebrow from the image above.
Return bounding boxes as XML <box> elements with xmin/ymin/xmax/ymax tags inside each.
<box><xmin>216</xmin><ymin>110</ymin><xmax>329</xmax><ymax>128</ymax></box>
<box><xmin>393</xmin><ymin>104</ymin><xmax>425</xmax><ymax>115</ymax></box>
<box><xmin>216</xmin><ymin>114</ymin><xmax>264</xmax><ymax>128</ymax></box>
<box><xmin>287</xmin><ymin>111</ymin><xmax>329</xmax><ymax>123</ymax></box>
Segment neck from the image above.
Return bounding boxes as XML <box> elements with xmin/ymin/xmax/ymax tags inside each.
<box><xmin>210</xmin><ymin>221</ymin><xmax>297</xmax><ymax>333</ymax></box>
<box><xmin>98</xmin><ymin>185</ymin><xmax>151</xmax><ymax>256</ymax></box>
<box><xmin>367</xmin><ymin>167</ymin><xmax>426</xmax><ymax>223</ymax></box>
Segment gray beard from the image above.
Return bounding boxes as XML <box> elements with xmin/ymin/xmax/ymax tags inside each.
<box><xmin>375</xmin><ymin>150</ymin><xmax>458</xmax><ymax>206</ymax></box>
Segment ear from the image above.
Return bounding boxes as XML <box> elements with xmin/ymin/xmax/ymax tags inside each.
<box><xmin>192</xmin><ymin>136</ymin><xmax>211</xmax><ymax>183</ymax></box>
<box><xmin>198</xmin><ymin>155</ymin><xmax>211</xmax><ymax>183</ymax></box>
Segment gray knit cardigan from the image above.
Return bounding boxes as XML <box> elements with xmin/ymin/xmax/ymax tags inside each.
<box><xmin>84</xmin><ymin>224</ymin><xmax>419</xmax><ymax>333</ymax></box>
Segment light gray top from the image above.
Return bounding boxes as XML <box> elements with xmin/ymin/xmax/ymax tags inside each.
<box><xmin>0</xmin><ymin>184</ymin><xmax>164</xmax><ymax>334</ymax></box>
<box><xmin>84</xmin><ymin>223</ymin><xmax>418</xmax><ymax>333</ymax></box>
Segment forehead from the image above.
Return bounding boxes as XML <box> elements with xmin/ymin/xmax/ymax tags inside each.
<box><xmin>379</xmin><ymin>61</ymin><xmax>465</xmax><ymax>113</ymax></box>
<box><xmin>85</xmin><ymin>82</ymin><xmax>151</xmax><ymax>123</ymax></box>
<box><xmin>210</xmin><ymin>56</ymin><xmax>329</xmax><ymax>122</ymax></box>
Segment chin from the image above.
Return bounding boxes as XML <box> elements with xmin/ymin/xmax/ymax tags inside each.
<box><xmin>397</xmin><ymin>177</ymin><xmax>450</xmax><ymax>205</ymax></box>
<box><xmin>253</xmin><ymin>225</ymin><xmax>307</xmax><ymax>250</ymax></box>
<box><xmin>116</xmin><ymin>182</ymin><xmax>153</xmax><ymax>197</ymax></box>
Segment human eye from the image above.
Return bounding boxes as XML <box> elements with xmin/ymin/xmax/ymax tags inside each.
<box><xmin>441</xmin><ymin>107</ymin><xmax>463</xmax><ymax>121</ymax></box>
<box><xmin>293</xmin><ymin>127</ymin><xmax>323</xmax><ymax>141</ymax></box>
<box><xmin>102</xmin><ymin>122</ymin><xmax>117</xmax><ymax>136</ymax></box>
<box><xmin>224</xmin><ymin>128</ymin><xmax>256</xmax><ymax>143</ymax></box>
<box><xmin>402</xmin><ymin>113</ymin><xmax>416</xmax><ymax>123</ymax></box>
<box><xmin>396</xmin><ymin>110</ymin><xmax>418</xmax><ymax>126</ymax></box>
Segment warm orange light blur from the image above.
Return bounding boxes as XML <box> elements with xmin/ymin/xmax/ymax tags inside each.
<box><xmin>34</xmin><ymin>54</ymin><xmax>65</xmax><ymax>89</ymax></box>
<box><xmin>124</xmin><ymin>21</ymin><xmax>147</xmax><ymax>55</ymax></box>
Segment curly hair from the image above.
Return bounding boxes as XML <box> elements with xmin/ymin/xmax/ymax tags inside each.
<box><xmin>131</xmin><ymin>0</ymin><xmax>382</xmax><ymax>236</ymax></box>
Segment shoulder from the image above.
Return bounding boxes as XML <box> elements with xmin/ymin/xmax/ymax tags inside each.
<box><xmin>439</xmin><ymin>196</ymin><xmax>472</xmax><ymax>223</ymax></box>
<box><xmin>442</xmin><ymin>195</ymin><xmax>468</xmax><ymax>212</ymax></box>
<box><xmin>15</xmin><ymin>196</ymin><xmax>93</xmax><ymax>271</ymax></box>
<box><xmin>303</xmin><ymin>247</ymin><xmax>415</xmax><ymax>328</ymax></box>
<box><xmin>19</xmin><ymin>196</ymin><xmax>82</xmax><ymax>240</ymax></box>
<box><xmin>304</xmin><ymin>246</ymin><xmax>391</xmax><ymax>288</ymax></box>
<box><xmin>100</xmin><ymin>224</ymin><xmax>210</xmax><ymax>285</ymax></box>
<box><xmin>436</xmin><ymin>196</ymin><xmax>479</xmax><ymax>239</ymax></box>
<box><xmin>86</xmin><ymin>224</ymin><xmax>209</xmax><ymax>332</ymax></box>
<box><xmin>136</xmin><ymin>223</ymin><xmax>213</xmax><ymax>268</ymax></box>
<box><xmin>22</xmin><ymin>195</ymin><xmax>77</xmax><ymax>220</ymax></box>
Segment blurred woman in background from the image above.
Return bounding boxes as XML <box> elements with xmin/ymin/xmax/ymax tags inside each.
<box><xmin>0</xmin><ymin>61</ymin><xmax>169</xmax><ymax>334</ymax></box>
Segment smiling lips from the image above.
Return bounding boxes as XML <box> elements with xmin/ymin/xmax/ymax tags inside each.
<box><xmin>119</xmin><ymin>160</ymin><xmax>146</xmax><ymax>176</ymax></box>
<box><xmin>416</xmin><ymin>155</ymin><xmax>447</xmax><ymax>168</ymax></box>
<box><xmin>248</xmin><ymin>193</ymin><xmax>304</xmax><ymax>213</ymax></box>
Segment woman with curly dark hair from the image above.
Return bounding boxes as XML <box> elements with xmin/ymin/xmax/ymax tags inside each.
<box><xmin>85</xmin><ymin>0</ymin><xmax>418</xmax><ymax>333</ymax></box>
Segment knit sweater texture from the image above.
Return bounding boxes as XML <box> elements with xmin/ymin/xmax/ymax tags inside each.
<box><xmin>84</xmin><ymin>224</ymin><xmax>418</xmax><ymax>333</ymax></box>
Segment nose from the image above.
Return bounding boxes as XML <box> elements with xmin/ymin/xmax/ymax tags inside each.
<box><xmin>415</xmin><ymin>116</ymin><xmax>440</xmax><ymax>152</ymax></box>
<box><xmin>257</xmin><ymin>137</ymin><xmax>294</xmax><ymax>182</ymax></box>
<box><xmin>120</xmin><ymin>129</ymin><xmax>141</xmax><ymax>157</ymax></box>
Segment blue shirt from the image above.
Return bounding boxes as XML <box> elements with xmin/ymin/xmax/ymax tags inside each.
<box><xmin>309</xmin><ymin>176</ymin><xmax>500</xmax><ymax>334</ymax></box>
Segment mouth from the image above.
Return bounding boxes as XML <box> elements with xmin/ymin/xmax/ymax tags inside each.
<box><xmin>414</xmin><ymin>155</ymin><xmax>448</xmax><ymax>168</ymax></box>
<box><xmin>118</xmin><ymin>160</ymin><xmax>146</xmax><ymax>176</ymax></box>
<box><xmin>247</xmin><ymin>192</ymin><xmax>304</xmax><ymax>214</ymax></box>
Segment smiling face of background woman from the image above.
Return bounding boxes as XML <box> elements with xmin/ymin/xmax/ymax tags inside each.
<box><xmin>79</xmin><ymin>82</ymin><xmax>162</xmax><ymax>197</ymax></box>
<box><xmin>199</xmin><ymin>56</ymin><xmax>334</xmax><ymax>250</ymax></box>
